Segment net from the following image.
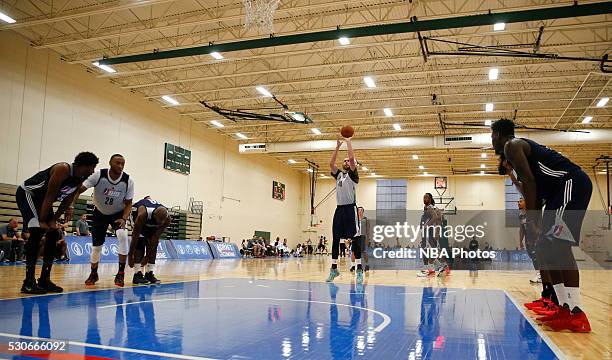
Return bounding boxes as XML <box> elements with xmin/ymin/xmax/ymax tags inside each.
<box><xmin>243</xmin><ymin>0</ymin><xmax>280</xmax><ymax>33</ymax></box>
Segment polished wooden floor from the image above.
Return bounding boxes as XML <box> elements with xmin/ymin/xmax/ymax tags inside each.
<box><xmin>0</xmin><ymin>257</ymin><xmax>609</xmax><ymax>360</ymax></box>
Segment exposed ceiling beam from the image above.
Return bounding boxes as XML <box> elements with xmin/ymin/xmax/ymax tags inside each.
<box><xmin>90</xmin><ymin>19</ymin><xmax>609</xmax><ymax>78</ymax></box>
<box><xmin>98</xmin><ymin>1</ymin><xmax>612</xmax><ymax>65</ymax></box>
<box><xmin>0</xmin><ymin>0</ymin><xmax>177</xmax><ymax>30</ymax></box>
<box><xmin>34</xmin><ymin>0</ymin><xmax>406</xmax><ymax>49</ymax></box>
<box><xmin>142</xmin><ymin>61</ymin><xmax>599</xmax><ymax>98</ymax></box>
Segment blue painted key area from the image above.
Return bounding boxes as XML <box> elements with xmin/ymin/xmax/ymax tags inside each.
<box><xmin>0</xmin><ymin>278</ymin><xmax>560</xmax><ymax>359</ymax></box>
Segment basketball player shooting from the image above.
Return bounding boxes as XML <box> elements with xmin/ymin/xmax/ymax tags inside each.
<box><xmin>326</xmin><ymin>129</ymin><xmax>364</xmax><ymax>284</ymax></box>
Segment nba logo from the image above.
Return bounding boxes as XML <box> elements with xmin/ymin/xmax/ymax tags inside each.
<box><xmin>553</xmin><ymin>224</ymin><xmax>564</xmax><ymax>237</ymax></box>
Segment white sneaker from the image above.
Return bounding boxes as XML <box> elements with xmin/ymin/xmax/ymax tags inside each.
<box><xmin>436</xmin><ymin>263</ymin><xmax>448</xmax><ymax>277</ymax></box>
<box><xmin>529</xmin><ymin>273</ymin><xmax>542</xmax><ymax>284</ymax></box>
<box><xmin>417</xmin><ymin>268</ymin><xmax>435</xmax><ymax>277</ymax></box>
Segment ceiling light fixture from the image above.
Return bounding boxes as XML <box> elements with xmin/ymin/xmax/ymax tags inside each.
<box><xmin>363</xmin><ymin>76</ymin><xmax>376</xmax><ymax>88</ymax></box>
<box><xmin>210</xmin><ymin>52</ymin><xmax>224</xmax><ymax>60</ymax></box>
<box><xmin>161</xmin><ymin>95</ymin><xmax>179</xmax><ymax>105</ymax></box>
<box><xmin>494</xmin><ymin>23</ymin><xmax>505</xmax><ymax>31</ymax></box>
<box><xmin>596</xmin><ymin>97</ymin><xmax>609</xmax><ymax>108</ymax></box>
<box><xmin>256</xmin><ymin>86</ymin><xmax>273</xmax><ymax>97</ymax></box>
<box><xmin>210</xmin><ymin>120</ymin><xmax>224</xmax><ymax>128</ymax></box>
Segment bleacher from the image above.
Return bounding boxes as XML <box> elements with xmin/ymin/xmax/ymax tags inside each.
<box><xmin>0</xmin><ymin>184</ymin><xmax>22</xmax><ymax>227</ymax></box>
<box><xmin>0</xmin><ymin>183</ymin><xmax>202</xmax><ymax>240</ymax></box>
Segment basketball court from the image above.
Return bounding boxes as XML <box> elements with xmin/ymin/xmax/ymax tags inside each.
<box><xmin>0</xmin><ymin>1</ymin><xmax>610</xmax><ymax>359</ymax></box>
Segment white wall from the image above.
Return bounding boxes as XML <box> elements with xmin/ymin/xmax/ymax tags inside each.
<box><xmin>302</xmin><ymin>172</ymin><xmax>609</xmax><ymax>249</ymax></box>
<box><xmin>0</xmin><ymin>31</ymin><xmax>303</xmax><ymax>245</ymax></box>
<box><xmin>302</xmin><ymin>175</ymin><xmax>505</xmax><ymax>241</ymax></box>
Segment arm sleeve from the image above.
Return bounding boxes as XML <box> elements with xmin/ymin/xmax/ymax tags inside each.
<box><xmin>82</xmin><ymin>170</ymin><xmax>101</xmax><ymax>189</ymax></box>
<box><xmin>331</xmin><ymin>169</ymin><xmax>341</xmax><ymax>179</ymax></box>
<box><xmin>125</xmin><ymin>178</ymin><xmax>135</xmax><ymax>201</ymax></box>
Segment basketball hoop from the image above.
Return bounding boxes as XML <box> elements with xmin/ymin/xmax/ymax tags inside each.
<box><xmin>243</xmin><ymin>0</ymin><xmax>280</xmax><ymax>33</ymax></box>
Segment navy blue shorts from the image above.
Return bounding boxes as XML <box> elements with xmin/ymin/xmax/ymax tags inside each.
<box><xmin>15</xmin><ymin>187</ymin><xmax>52</xmax><ymax>232</ymax></box>
<box><xmin>91</xmin><ymin>208</ymin><xmax>124</xmax><ymax>246</ymax></box>
<box><xmin>332</xmin><ymin>204</ymin><xmax>360</xmax><ymax>240</ymax></box>
<box><xmin>539</xmin><ymin>171</ymin><xmax>592</xmax><ymax>246</ymax></box>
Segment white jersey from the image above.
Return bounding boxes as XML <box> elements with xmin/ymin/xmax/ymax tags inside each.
<box><xmin>83</xmin><ymin>169</ymin><xmax>134</xmax><ymax>215</ymax></box>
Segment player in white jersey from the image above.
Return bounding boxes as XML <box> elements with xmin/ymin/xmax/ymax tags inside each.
<box><xmin>76</xmin><ymin>154</ymin><xmax>135</xmax><ymax>287</ymax></box>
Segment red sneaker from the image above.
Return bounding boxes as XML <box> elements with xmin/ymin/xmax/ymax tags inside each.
<box><xmin>544</xmin><ymin>311</ymin><xmax>591</xmax><ymax>333</ymax></box>
<box><xmin>536</xmin><ymin>306</ymin><xmax>570</xmax><ymax>323</ymax></box>
<box><xmin>532</xmin><ymin>302</ymin><xmax>560</xmax><ymax>316</ymax></box>
<box><xmin>524</xmin><ymin>297</ymin><xmax>552</xmax><ymax>310</ymax></box>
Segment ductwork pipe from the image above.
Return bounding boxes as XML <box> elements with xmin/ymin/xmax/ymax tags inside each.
<box><xmin>258</xmin><ymin>129</ymin><xmax>612</xmax><ymax>153</ymax></box>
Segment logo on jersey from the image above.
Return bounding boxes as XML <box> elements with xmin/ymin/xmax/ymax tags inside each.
<box><xmin>553</xmin><ymin>224</ymin><xmax>564</xmax><ymax>237</ymax></box>
<box><xmin>103</xmin><ymin>188</ymin><xmax>123</xmax><ymax>197</ymax></box>
<box><xmin>57</xmin><ymin>186</ymin><xmax>77</xmax><ymax>201</ymax></box>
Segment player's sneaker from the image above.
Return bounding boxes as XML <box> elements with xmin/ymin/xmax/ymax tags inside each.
<box><xmin>21</xmin><ymin>279</ymin><xmax>47</xmax><ymax>294</ymax></box>
<box><xmin>355</xmin><ymin>283</ymin><xmax>364</xmax><ymax>294</ymax></box>
<box><xmin>532</xmin><ymin>301</ymin><xmax>560</xmax><ymax>315</ymax></box>
<box><xmin>85</xmin><ymin>272</ymin><xmax>99</xmax><ymax>286</ymax></box>
<box><xmin>38</xmin><ymin>278</ymin><xmax>63</xmax><ymax>293</ymax></box>
<box><xmin>543</xmin><ymin>310</ymin><xmax>591</xmax><ymax>333</ymax></box>
<box><xmin>349</xmin><ymin>266</ymin><xmax>355</xmax><ymax>273</ymax></box>
<box><xmin>417</xmin><ymin>269</ymin><xmax>435</xmax><ymax>277</ymax></box>
<box><xmin>356</xmin><ymin>268</ymin><xmax>363</xmax><ymax>284</ymax></box>
<box><xmin>132</xmin><ymin>271</ymin><xmax>149</xmax><ymax>285</ymax></box>
<box><xmin>364</xmin><ymin>265</ymin><xmax>370</xmax><ymax>272</ymax></box>
<box><xmin>114</xmin><ymin>272</ymin><xmax>125</xmax><ymax>287</ymax></box>
<box><xmin>144</xmin><ymin>271</ymin><xmax>161</xmax><ymax>285</ymax></box>
<box><xmin>325</xmin><ymin>268</ymin><xmax>340</xmax><ymax>282</ymax></box>
<box><xmin>529</xmin><ymin>273</ymin><xmax>542</xmax><ymax>284</ymax></box>
<box><xmin>524</xmin><ymin>297</ymin><xmax>552</xmax><ymax>310</ymax></box>
<box><xmin>536</xmin><ymin>306</ymin><xmax>570</xmax><ymax>323</ymax></box>
<box><xmin>436</xmin><ymin>263</ymin><xmax>449</xmax><ymax>277</ymax></box>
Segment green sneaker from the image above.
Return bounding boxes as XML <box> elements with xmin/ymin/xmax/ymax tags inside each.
<box><xmin>325</xmin><ymin>268</ymin><xmax>340</xmax><ymax>282</ymax></box>
<box><xmin>356</xmin><ymin>268</ymin><xmax>363</xmax><ymax>284</ymax></box>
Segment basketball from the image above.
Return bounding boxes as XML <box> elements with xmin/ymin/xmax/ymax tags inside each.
<box><xmin>340</xmin><ymin>125</ymin><xmax>354</xmax><ymax>138</ymax></box>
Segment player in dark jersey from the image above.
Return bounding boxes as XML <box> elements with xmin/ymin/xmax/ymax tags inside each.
<box><xmin>128</xmin><ymin>197</ymin><xmax>171</xmax><ymax>285</ymax></box>
<box><xmin>15</xmin><ymin>152</ymin><xmax>99</xmax><ymax>294</ymax></box>
<box><xmin>492</xmin><ymin>119</ymin><xmax>592</xmax><ymax>332</ymax></box>
<box><xmin>417</xmin><ymin>193</ymin><xmax>445</xmax><ymax>277</ymax></box>
<box><xmin>502</xmin><ymin>157</ymin><xmax>541</xmax><ymax>284</ymax></box>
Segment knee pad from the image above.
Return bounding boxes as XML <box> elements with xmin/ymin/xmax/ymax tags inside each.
<box><xmin>91</xmin><ymin>245</ymin><xmax>102</xmax><ymax>263</ymax></box>
<box><xmin>116</xmin><ymin>228</ymin><xmax>129</xmax><ymax>255</ymax></box>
